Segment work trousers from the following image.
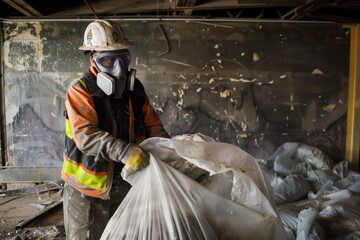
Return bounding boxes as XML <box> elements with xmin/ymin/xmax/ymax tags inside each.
<box><xmin>63</xmin><ymin>180</ymin><xmax>131</xmax><ymax>240</ymax></box>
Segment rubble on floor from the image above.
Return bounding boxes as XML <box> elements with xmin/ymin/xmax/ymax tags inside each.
<box><xmin>0</xmin><ymin>183</ymin><xmax>65</xmax><ymax>240</ymax></box>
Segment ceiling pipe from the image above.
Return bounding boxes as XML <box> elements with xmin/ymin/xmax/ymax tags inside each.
<box><xmin>0</xmin><ymin>16</ymin><xmax>337</xmax><ymax>24</ymax></box>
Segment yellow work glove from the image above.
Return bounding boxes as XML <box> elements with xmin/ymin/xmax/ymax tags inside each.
<box><xmin>121</xmin><ymin>145</ymin><xmax>149</xmax><ymax>179</ymax></box>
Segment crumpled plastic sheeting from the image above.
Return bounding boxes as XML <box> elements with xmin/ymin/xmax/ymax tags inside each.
<box><xmin>273</xmin><ymin>174</ymin><xmax>311</xmax><ymax>205</ymax></box>
<box><xmin>260</xmin><ymin>142</ymin><xmax>360</xmax><ymax>240</ymax></box>
<box><xmin>335</xmin><ymin>170</ymin><xmax>360</xmax><ymax>192</ymax></box>
<box><xmin>333</xmin><ymin>232</ymin><xmax>360</xmax><ymax>240</ymax></box>
<box><xmin>277</xmin><ymin>190</ymin><xmax>360</xmax><ymax>240</ymax></box>
<box><xmin>101</xmin><ymin>134</ymin><xmax>287</xmax><ymax>240</ymax></box>
<box><xmin>279</xmin><ymin>208</ymin><xmax>325</xmax><ymax>240</ymax></box>
<box><xmin>318</xmin><ymin>197</ymin><xmax>360</xmax><ymax>237</ymax></box>
<box><xmin>267</xmin><ymin>142</ymin><xmax>334</xmax><ymax>176</ymax></box>
<box><xmin>296</xmin><ymin>207</ymin><xmax>319</xmax><ymax>240</ymax></box>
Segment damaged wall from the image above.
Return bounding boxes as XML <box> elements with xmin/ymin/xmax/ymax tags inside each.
<box><xmin>0</xmin><ymin>20</ymin><xmax>350</xmax><ymax>169</ymax></box>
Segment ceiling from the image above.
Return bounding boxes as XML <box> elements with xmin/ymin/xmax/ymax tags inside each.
<box><xmin>0</xmin><ymin>0</ymin><xmax>360</xmax><ymax>23</ymax></box>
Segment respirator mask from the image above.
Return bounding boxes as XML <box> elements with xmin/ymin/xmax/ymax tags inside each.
<box><xmin>93</xmin><ymin>50</ymin><xmax>136</xmax><ymax>98</ymax></box>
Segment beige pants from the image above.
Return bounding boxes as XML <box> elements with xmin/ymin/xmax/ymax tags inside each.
<box><xmin>62</xmin><ymin>180</ymin><xmax>131</xmax><ymax>240</ymax></box>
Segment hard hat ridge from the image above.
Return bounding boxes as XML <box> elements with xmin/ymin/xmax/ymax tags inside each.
<box><xmin>79</xmin><ymin>20</ymin><xmax>133</xmax><ymax>51</ymax></box>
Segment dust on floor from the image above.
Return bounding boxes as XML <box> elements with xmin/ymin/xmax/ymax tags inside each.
<box><xmin>0</xmin><ymin>189</ymin><xmax>64</xmax><ymax>240</ymax></box>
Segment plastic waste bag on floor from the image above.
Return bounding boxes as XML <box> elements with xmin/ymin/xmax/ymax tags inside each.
<box><xmin>318</xmin><ymin>196</ymin><xmax>360</xmax><ymax>237</ymax></box>
<box><xmin>259</xmin><ymin>141</ymin><xmax>360</xmax><ymax>240</ymax></box>
<box><xmin>273</xmin><ymin>174</ymin><xmax>311</xmax><ymax>205</ymax></box>
<box><xmin>101</xmin><ymin>134</ymin><xmax>287</xmax><ymax>240</ymax></box>
<box><xmin>267</xmin><ymin>142</ymin><xmax>334</xmax><ymax>176</ymax></box>
<box><xmin>279</xmin><ymin>208</ymin><xmax>325</xmax><ymax>240</ymax></box>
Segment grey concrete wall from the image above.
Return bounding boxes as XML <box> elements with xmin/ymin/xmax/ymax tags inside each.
<box><xmin>1</xmin><ymin>20</ymin><xmax>350</xmax><ymax>169</ymax></box>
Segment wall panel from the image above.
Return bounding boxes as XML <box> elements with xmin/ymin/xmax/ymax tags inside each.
<box><xmin>1</xmin><ymin>20</ymin><xmax>350</xmax><ymax>172</ymax></box>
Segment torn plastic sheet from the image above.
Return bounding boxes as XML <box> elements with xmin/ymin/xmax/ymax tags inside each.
<box><xmin>101</xmin><ymin>134</ymin><xmax>287</xmax><ymax>240</ymax></box>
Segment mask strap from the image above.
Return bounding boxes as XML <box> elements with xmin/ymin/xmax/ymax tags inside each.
<box><xmin>128</xmin><ymin>68</ymin><xmax>136</xmax><ymax>92</ymax></box>
<box><xmin>90</xmin><ymin>55</ymin><xmax>101</xmax><ymax>73</ymax></box>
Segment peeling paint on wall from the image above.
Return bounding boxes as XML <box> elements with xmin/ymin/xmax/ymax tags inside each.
<box><xmin>4</xmin><ymin>31</ymin><xmax>36</xmax><ymax>71</ymax></box>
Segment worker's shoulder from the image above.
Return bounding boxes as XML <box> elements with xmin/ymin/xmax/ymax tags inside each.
<box><xmin>68</xmin><ymin>76</ymin><xmax>87</xmax><ymax>90</ymax></box>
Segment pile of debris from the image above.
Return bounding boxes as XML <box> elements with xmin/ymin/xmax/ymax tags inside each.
<box><xmin>260</xmin><ymin>142</ymin><xmax>360</xmax><ymax>239</ymax></box>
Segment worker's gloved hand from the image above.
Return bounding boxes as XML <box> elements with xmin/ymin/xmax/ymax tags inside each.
<box><xmin>121</xmin><ymin>145</ymin><xmax>149</xmax><ymax>179</ymax></box>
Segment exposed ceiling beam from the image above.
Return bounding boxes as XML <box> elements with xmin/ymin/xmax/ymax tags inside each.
<box><xmin>3</xmin><ymin>0</ymin><xmax>42</xmax><ymax>17</ymax></box>
<box><xmin>307</xmin><ymin>12</ymin><xmax>360</xmax><ymax>23</ymax></box>
<box><xmin>281</xmin><ymin>0</ymin><xmax>332</xmax><ymax>20</ymax></box>
<box><xmin>225</xmin><ymin>9</ymin><xmax>244</xmax><ymax>18</ymax></box>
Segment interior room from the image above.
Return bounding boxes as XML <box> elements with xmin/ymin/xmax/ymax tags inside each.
<box><xmin>1</xmin><ymin>1</ymin><xmax>359</xmax><ymax>239</ymax></box>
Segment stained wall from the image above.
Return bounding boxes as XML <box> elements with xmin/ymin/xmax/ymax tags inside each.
<box><xmin>1</xmin><ymin>20</ymin><xmax>350</xmax><ymax>169</ymax></box>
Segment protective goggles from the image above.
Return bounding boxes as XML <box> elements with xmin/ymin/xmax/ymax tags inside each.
<box><xmin>93</xmin><ymin>50</ymin><xmax>131</xmax><ymax>69</ymax></box>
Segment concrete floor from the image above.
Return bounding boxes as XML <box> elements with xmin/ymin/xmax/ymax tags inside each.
<box><xmin>0</xmin><ymin>187</ymin><xmax>65</xmax><ymax>240</ymax></box>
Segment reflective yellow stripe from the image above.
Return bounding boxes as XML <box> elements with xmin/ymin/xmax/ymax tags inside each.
<box><xmin>62</xmin><ymin>159</ymin><xmax>108</xmax><ymax>190</ymax></box>
<box><xmin>78</xmin><ymin>78</ymin><xmax>87</xmax><ymax>90</ymax></box>
<box><xmin>65</xmin><ymin>119</ymin><xmax>72</xmax><ymax>139</ymax></box>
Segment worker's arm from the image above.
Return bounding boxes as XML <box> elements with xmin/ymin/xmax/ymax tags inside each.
<box><xmin>65</xmin><ymin>81</ymin><xmax>145</xmax><ymax>165</ymax></box>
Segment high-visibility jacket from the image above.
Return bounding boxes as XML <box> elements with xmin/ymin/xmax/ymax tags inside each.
<box><xmin>61</xmin><ymin>67</ymin><xmax>169</xmax><ymax>200</ymax></box>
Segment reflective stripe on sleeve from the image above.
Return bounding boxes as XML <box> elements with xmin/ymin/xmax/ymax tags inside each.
<box><xmin>62</xmin><ymin>157</ymin><xmax>108</xmax><ymax>190</ymax></box>
<box><xmin>65</xmin><ymin>119</ymin><xmax>73</xmax><ymax>139</ymax></box>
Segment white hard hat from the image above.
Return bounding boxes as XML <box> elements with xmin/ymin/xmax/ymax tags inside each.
<box><xmin>79</xmin><ymin>20</ymin><xmax>133</xmax><ymax>51</ymax></box>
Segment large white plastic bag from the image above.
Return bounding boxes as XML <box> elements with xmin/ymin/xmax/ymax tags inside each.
<box><xmin>102</xmin><ymin>156</ymin><xmax>282</xmax><ymax>240</ymax></box>
<box><xmin>102</xmin><ymin>155</ymin><xmax>217</xmax><ymax>240</ymax></box>
<box><xmin>101</xmin><ymin>135</ymin><xmax>287</xmax><ymax>240</ymax></box>
<box><xmin>142</xmin><ymin>135</ymin><xmax>275</xmax><ymax>208</ymax></box>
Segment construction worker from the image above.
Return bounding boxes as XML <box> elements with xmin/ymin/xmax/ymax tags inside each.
<box><xmin>61</xmin><ymin>20</ymin><xmax>170</xmax><ymax>239</ymax></box>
